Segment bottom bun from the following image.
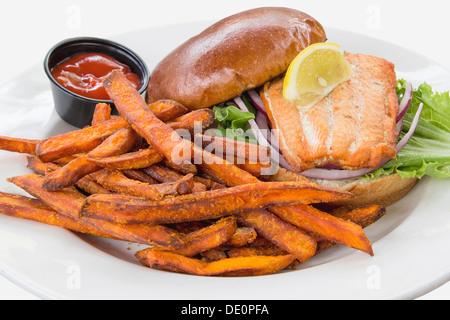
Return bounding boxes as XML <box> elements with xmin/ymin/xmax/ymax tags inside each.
<box><xmin>267</xmin><ymin>168</ymin><xmax>419</xmax><ymax>209</ymax></box>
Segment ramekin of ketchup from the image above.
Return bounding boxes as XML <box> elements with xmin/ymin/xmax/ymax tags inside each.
<box><xmin>51</xmin><ymin>52</ymin><xmax>142</xmax><ymax>101</ymax></box>
<box><xmin>44</xmin><ymin>37</ymin><xmax>149</xmax><ymax>128</ymax></box>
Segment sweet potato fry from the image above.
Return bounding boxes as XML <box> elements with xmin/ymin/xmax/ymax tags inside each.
<box><xmin>225</xmin><ymin>227</ymin><xmax>258</xmax><ymax>248</ymax></box>
<box><xmin>162</xmin><ymin>158</ymin><xmax>198</xmax><ymax>175</ymax></box>
<box><xmin>26</xmin><ymin>155</ymin><xmax>60</xmax><ymax>175</ymax></box>
<box><xmin>0</xmin><ymin>136</ymin><xmax>40</xmax><ymax>155</ymax></box>
<box><xmin>87</xmin><ymin>127</ymin><xmax>138</xmax><ymax>158</ymax></box>
<box><xmin>196</xmin><ymin>133</ymin><xmax>271</xmax><ymax>164</ymax></box>
<box><xmin>227</xmin><ymin>247</ymin><xmax>288</xmax><ymax>258</ymax></box>
<box><xmin>26</xmin><ymin>156</ymin><xmax>112</xmax><ymax>195</ymax></box>
<box><xmin>90</xmin><ymin>170</ymin><xmax>195</xmax><ymax>200</ymax></box>
<box><xmin>103</xmin><ymin>70</ymin><xmax>192</xmax><ymax>164</ymax></box>
<box><xmin>194</xmin><ymin>146</ymin><xmax>261</xmax><ymax>187</ymax></box>
<box><xmin>88</xmin><ymin>147</ymin><xmax>165</xmax><ymax>170</ymax></box>
<box><xmin>201</xmin><ymin>249</ymin><xmax>228</xmax><ymax>262</ymax></box>
<box><xmin>135</xmin><ymin>248</ymin><xmax>296</xmax><ymax>276</ymax></box>
<box><xmin>315</xmin><ymin>205</ymin><xmax>387</xmax><ymax>254</ymax></box>
<box><xmin>264</xmin><ymin>166</ymin><xmax>314</xmax><ymax>184</ymax></box>
<box><xmin>236</xmin><ymin>161</ymin><xmax>273</xmax><ymax>177</ymax></box>
<box><xmin>36</xmin><ymin>116</ymin><xmax>129</xmax><ymax>162</ymax></box>
<box><xmin>42</xmin><ymin>127</ymin><xmax>138</xmax><ymax>190</ymax></box>
<box><xmin>141</xmin><ymin>164</ymin><xmax>205</xmax><ymax>193</ymax></box>
<box><xmin>270</xmin><ymin>204</ymin><xmax>375</xmax><ymax>256</ymax></box>
<box><xmin>147</xmin><ymin>99</ymin><xmax>189</xmax><ymax>122</ymax></box>
<box><xmin>91</xmin><ymin>103</ymin><xmax>112</xmax><ymax>126</ymax></box>
<box><xmin>7</xmin><ymin>174</ymin><xmax>184</xmax><ymax>248</ymax></box>
<box><xmin>9</xmin><ymin>174</ymin><xmax>84</xmax><ymax>219</ymax></box>
<box><xmin>142</xmin><ymin>164</ymin><xmax>185</xmax><ymax>183</ymax></box>
<box><xmin>332</xmin><ymin>205</ymin><xmax>387</xmax><ymax>229</ymax></box>
<box><xmin>192</xmin><ymin>175</ymin><xmax>227</xmax><ymax>190</ymax></box>
<box><xmin>168</xmin><ymin>109</ymin><xmax>215</xmax><ymax>133</ymax></box>
<box><xmin>237</xmin><ymin>210</ymin><xmax>317</xmax><ymax>261</ymax></box>
<box><xmin>42</xmin><ymin>155</ymin><xmax>98</xmax><ymax>191</ymax></box>
<box><xmin>81</xmin><ymin>180</ymin><xmax>353</xmax><ymax>225</ymax></box>
<box><xmin>0</xmin><ymin>191</ymin><xmax>117</xmax><ymax>239</ymax></box>
<box><xmin>169</xmin><ymin>216</ymin><xmax>237</xmax><ymax>257</ymax></box>
<box><xmin>121</xmin><ymin>169</ymin><xmax>158</xmax><ymax>184</ymax></box>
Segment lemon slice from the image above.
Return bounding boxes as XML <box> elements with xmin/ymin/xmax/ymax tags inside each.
<box><xmin>283</xmin><ymin>43</ymin><xmax>354</xmax><ymax>108</ymax></box>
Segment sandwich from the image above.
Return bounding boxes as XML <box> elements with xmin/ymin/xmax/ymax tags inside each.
<box><xmin>146</xmin><ymin>7</ymin><xmax>450</xmax><ymax>208</ymax></box>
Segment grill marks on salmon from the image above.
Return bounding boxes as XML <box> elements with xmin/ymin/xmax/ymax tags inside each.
<box><xmin>262</xmin><ymin>53</ymin><xmax>399</xmax><ymax>172</ymax></box>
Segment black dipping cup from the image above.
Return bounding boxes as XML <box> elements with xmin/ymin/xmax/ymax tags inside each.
<box><xmin>44</xmin><ymin>37</ymin><xmax>149</xmax><ymax>128</ymax></box>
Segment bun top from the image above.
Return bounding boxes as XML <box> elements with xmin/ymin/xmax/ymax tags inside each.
<box><xmin>147</xmin><ymin>7</ymin><xmax>327</xmax><ymax>110</ymax></box>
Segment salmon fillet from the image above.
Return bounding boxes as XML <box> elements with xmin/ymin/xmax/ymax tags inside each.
<box><xmin>261</xmin><ymin>53</ymin><xmax>399</xmax><ymax>172</ymax></box>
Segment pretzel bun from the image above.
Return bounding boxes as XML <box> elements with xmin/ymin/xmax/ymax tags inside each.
<box><xmin>147</xmin><ymin>7</ymin><xmax>327</xmax><ymax>110</ymax></box>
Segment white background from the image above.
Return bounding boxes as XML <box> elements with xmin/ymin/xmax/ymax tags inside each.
<box><xmin>0</xmin><ymin>0</ymin><xmax>448</xmax><ymax>300</ymax></box>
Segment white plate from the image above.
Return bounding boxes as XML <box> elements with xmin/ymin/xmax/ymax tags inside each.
<box><xmin>0</xmin><ymin>22</ymin><xmax>449</xmax><ymax>300</ymax></box>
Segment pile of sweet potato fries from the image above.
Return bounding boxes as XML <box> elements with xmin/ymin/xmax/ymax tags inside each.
<box><xmin>0</xmin><ymin>70</ymin><xmax>387</xmax><ymax>277</ymax></box>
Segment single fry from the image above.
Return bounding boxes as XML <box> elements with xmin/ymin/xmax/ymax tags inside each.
<box><xmin>332</xmin><ymin>205</ymin><xmax>387</xmax><ymax>229</ymax></box>
<box><xmin>7</xmin><ymin>174</ymin><xmax>184</xmax><ymax>248</ymax></box>
<box><xmin>196</xmin><ymin>133</ymin><xmax>271</xmax><ymax>163</ymax></box>
<box><xmin>135</xmin><ymin>248</ymin><xmax>296</xmax><ymax>276</ymax></box>
<box><xmin>9</xmin><ymin>174</ymin><xmax>84</xmax><ymax>219</ymax></box>
<box><xmin>192</xmin><ymin>175</ymin><xmax>227</xmax><ymax>190</ymax></box>
<box><xmin>236</xmin><ymin>161</ymin><xmax>273</xmax><ymax>177</ymax></box>
<box><xmin>87</xmin><ymin>127</ymin><xmax>138</xmax><ymax>158</ymax></box>
<box><xmin>162</xmin><ymin>158</ymin><xmax>198</xmax><ymax>175</ymax></box>
<box><xmin>237</xmin><ymin>210</ymin><xmax>317</xmax><ymax>262</ymax></box>
<box><xmin>88</xmin><ymin>147</ymin><xmax>165</xmax><ymax>170</ymax></box>
<box><xmin>142</xmin><ymin>164</ymin><xmax>185</xmax><ymax>183</ymax></box>
<box><xmin>265</xmin><ymin>166</ymin><xmax>314</xmax><ymax>184</ymax></box>
<box><xmin>36</xmin><ymin>116</ymin><xmax>129</xmax><ymax>162</ymax></box>
<box><xmin>194</xmin><ymin>146</ymin><xmax>261</xmax><ymax>187</ymax></box>
<box><xmin>270</xmin><ymin>204</ymin><xmax>374</xmax><ymax>256</ymax></box>
<box><xmin>147</xmin><ymin>99</ymin><xmax>189</xmax><ymax>122</ymax></box>
<box><xmin>170</xmin><ymin>216</ymin><xmax>237</xmax><ymax>257</ymax></box>
<box><xmin>168</xmin><ymin>109</ymin><xmax>215</xmax><ymax>133</ymax></box>
<box><xmin>201</xmin><ymin>249</ymin><xmax>228</xmax><ymax>262</ymax></box>
<box><xmin>27</xmin><ymin>156</ymin><xmax>112</xmax><ymax>195</ymax></box>
<box><xmin>227</xmin><ymin>247</ymin><xmax>289</xmax><ymax>258</ymax></box>
<box><xmin>0</xmin><ymin>136</ymin><xmax>39</xmax><ymax>155</ymax></box>
<box><xmin>90</xmin><ymin>170</ymin><xmax>195</xmax><ymax>200</ymax></box>
<box><xmin>103</xmin><ymin>70</ymin><xmax>192</xmax><ymax>164</ymax></box>
<box><xmin>142</xmin><ymin>164</ymin><xmax>206</xmax><ymax>193</ymax></box>
<box><xmin>42</xmin><ymin>127</ymin><xmax>138</xmax><ymax>190</ymax></box>
<box><xmin>26</xmin><ymin>155</ymin><xmax>60</xmax><ymax>175</ymax></box>
<box><xmin>91</xmin><ymin>103</ymin><xmax>112</xmax><ymax>126</ymax></box>
<box><xmin>121</xmin><ymin>169</ymin><xmax>158</xmax><ymax>184</ymax></box>
<box><xmin>81</xmin><ymin>180</ymin><xmax>353</xmax><ymax>225</ymax></box>
<box><xmin>316</xmin><ymin>205</ymin><xmax>387</xmax><ymax>254</ymax></box>
<box><xmin>225</xmin><ymin>227</ymin><xmax>258</xmax><ymax>248</ymax></box>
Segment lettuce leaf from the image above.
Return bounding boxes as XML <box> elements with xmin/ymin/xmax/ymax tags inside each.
<box><xmin>212</xmin><ymin>104</ymin><xmax>257</xmax><ymax>143</ymax></box>
<box><xmin>367</xmin><ymin>80</ymin><xmax>450</xmax><ymax>180</ymax></box>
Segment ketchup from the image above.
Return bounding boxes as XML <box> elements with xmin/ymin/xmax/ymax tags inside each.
<box><xmin>51</xmin><ymin>52</ymin><xmax>141</xmax><ymax>100</ymax></box>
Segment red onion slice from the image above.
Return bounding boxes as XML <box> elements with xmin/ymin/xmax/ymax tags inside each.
<box><xmin>255</xmin><ymin>111</ymin><xmax>281</xmax><ymax>153</ymax></box>
<box><xmin>234</xmin><ymin>96</ymin><xmax>269</xmax><ymax>148</ymax></box>
<box><xmin>299</xmin><ymin>103</ymin><xmax>424</xmax><ymax>180</ymax></box>
<box><xmin>397</xmin><ymin>82</ymin><xmax>413</xmax><ymax>123</ymax></box>
<box><xmin>234</xmin><ymin>96</ymin><xmax>293</xmax><ymax>170</ymax></box>
<box><xmin>248</xmin><ymin>89</ymin><xmax>268</xmax><ymax>117</ymax></box>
